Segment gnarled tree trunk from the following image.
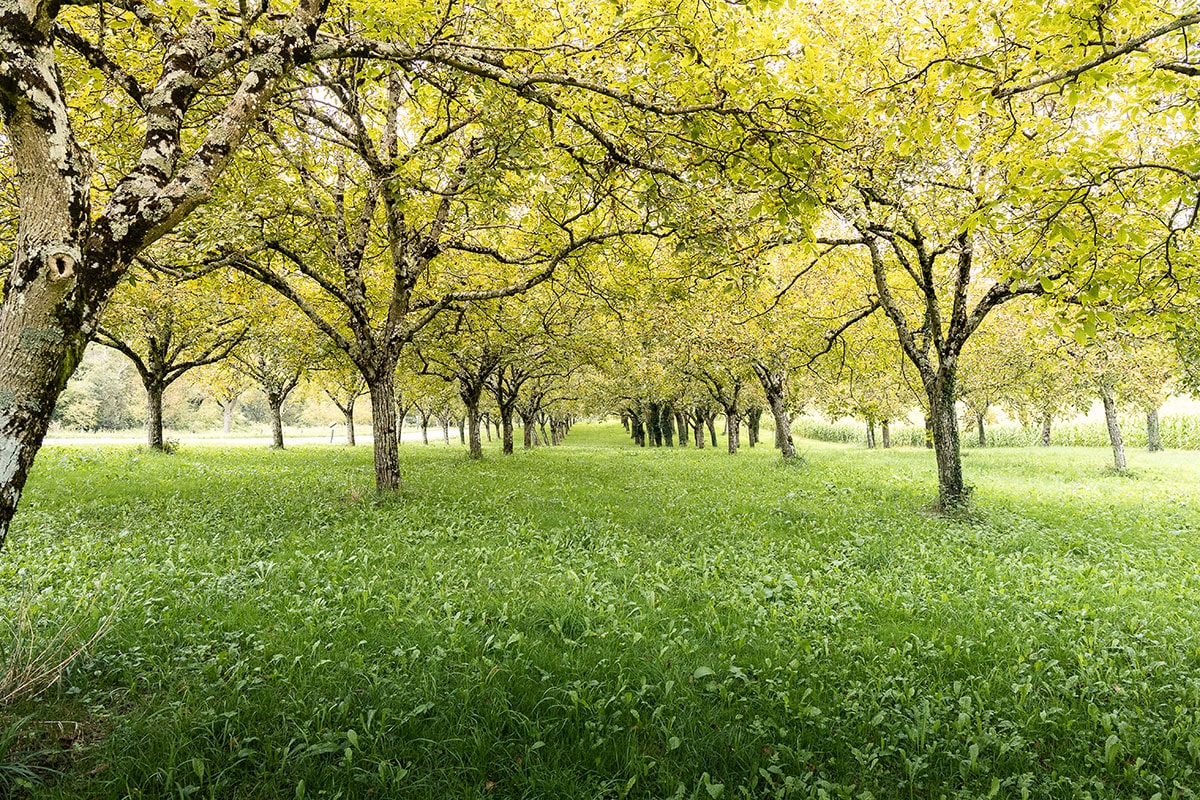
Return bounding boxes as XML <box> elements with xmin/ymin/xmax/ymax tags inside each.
<box><xmin>368</xmin><ymin>372</ymin><xmax>400</xmax><ymax>490</ymax></box>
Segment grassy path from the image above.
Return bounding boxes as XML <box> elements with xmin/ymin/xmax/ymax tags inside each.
<box><xmin>3</xmin><ymin>423</ymin><xmax>1200</xmax><ymax>798</ymax></box>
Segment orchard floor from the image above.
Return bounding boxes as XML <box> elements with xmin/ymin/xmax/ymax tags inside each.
<box><xmin>3</xmin><ymin>423</ymin><xmax>1200</xmax><ymax>799</ymax></box>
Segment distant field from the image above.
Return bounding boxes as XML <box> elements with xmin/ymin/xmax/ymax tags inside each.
<box><xmin>3</xmin><ymin>423</ymin><xmax>1200</xmax><ymax>798</ymax></box>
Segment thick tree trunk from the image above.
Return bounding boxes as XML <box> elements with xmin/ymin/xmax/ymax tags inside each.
<box><xmin>747</xmin><ymin>407</ymin><xmax>762</xmax><ymax>447</ymax></box>
<box><xmin>368</xmin><ymin>374</ymin><xmax>401</xmax><ymax>491</ymax></box>
<box><xmin>621</xmin><ymin>413</ymin><xmax>629</xmax><ymax>432</ymax></box>
<box><xmin>881</xmin><ymin>420</ymin><xmax>891</xmax><ymax>449</ymax></box>
<box><xmin>458</xmin><ymin>417</ymin><xmax>465</xmax><ymax>444</ymax></box>
<box><xmin>976</xmin><ymin>410</ymin><xmax>986</xmax><ymax>447</ymax></box>
<box><xmin>1146</xmin><ymin>407</ymin><xmax>1162</xmax><ymax>452</ymax></box>
<box><xmin>501</xmin><ymin>408</ymin><xmax>515</xmax><ymax>455</ymax></box>
<box><xmin>631</xmin><ymin>412</ymin><xmax>645</xmax><ymax>447</ymax></box>
<box><xmin>420</xmin><ymin>413</ymin><xmax>430</xmax><ymax>445</ymax></box>
<box><xmin>706</xmin><ymin>413</ymin><xmax>718</xmax><ymax>448</ymax></box>
<box><xmin>1100</xmin><ymin>387</ymin><xmax>1126</xmax><ymax>471</ymax></box>
<box><xmin>693</xmin><ymin>415</ymin><xmax>705</xmax><ymax>449</ymax></box>
<box><xmin>146</xmin><ymin>385</ymin><xmax>165</xmax><ymax>450</ymax></box>
<box><xmin>0</xmin><ymin>23</ymin><xmax>97</xmax><ymax>549</ymax></box>
<box><xmin>344</xmin><ymin>408</ymin><xmax>356</xmax><ymax>446</ymax></box>
<box><xmin>442</xmin><ymin>419</ymin><xmax>451</xmax><ymax>446</ymax></box>
<box><xmin>467</xmin><ymin>403</ymin><xmax>483</xmax><ymax>459</ymax></box>
<box><xmin>866</xmin><ymin>419</ymin><xmax>876</xmax><ymax>450</ymax></box>
<box><xmin>927</xmin><ymin>372</ymin><xmax>967</xmax><ymax>508</ymax></box>
<box><xmin>1040</xmin><ymin>414</ymin><xmax>1052</xmax><ymax>447</ymax></box>
<box><xmin>268</xmin><ymin>397</ymin><xmax>285</xmax><ymax>450</ymax></box>
<box><xmin>675</xmin><ymin>412</ymin><xmax>688</xmax><ymax>447</ymax></box>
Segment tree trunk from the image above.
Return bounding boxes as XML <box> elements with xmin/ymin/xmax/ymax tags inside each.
<box><xmin>501</xmin><ymin>408</ymin><xmax>515</xmax><ymax>455</ymax></box>
<box><xmin>621</xmin><ymin>413</ymin><xmax>629</xmax><ymax>432</ymax></box>
<box><xmin>693</xmin><ymin>414</ymin><xmax>705</xmax><ymax>449</ymax></box>
<box><xmin>420</xmin><ymin>412</ymin><xmax>430</xmax><ymax>445</ymax></box>
<box><xmin>539</xmin><ymin>417</ymin><xmax>550</xmax><ymax>445</ymax></box>
<box><xmin>1040</xmin><ymin>414</ymin><xmax>1052</xmax><ymax>447</ymax></box>
<box><xmin>747</xmin><ymin>407</ymin><xmax>762</xmax><ymax>447</ymax></box>
<box><xmin>344</xmin><ymin>407</ymin><xmax>356</xmax><ymax>446</ymax></box>
<box><xmin>522</xmin><ymin>414</ymin><xmax>536</xmax><ymax>449</ymax></box>
<box><xmin>458</xmin><ymin>417</ymin><xmax>465</xmax><ymax>444</ymax></box>
<box><xmin>766</xmin><ymin>394</ymin><xmax>796</xmax><ymax>459</ymax></box>
<box><xmin>368</xmin><ymin>374</ymin><xmax>401</xmax><ymax>491</ymax></box>
<box><xmin>1100</xmin><ymin>386</ymin><xmax>1127</xmax><ymax>471</ymax></box>
<box><xmin>647</xmin><ymin>401</ymin><xmax>662</xmax><ymax>447</ymax></box>
<box><xmin>146</xmin><ymin>385</ymin><xmax>165</xmax><ymax>450</ymax></box>
<box><xmin>927</xmin><ymin>372</ymin><xmax>967</xmax><ymax>508</ymax></box>
<box><xmin>866</xmin><ymin>419</ymin><xmax>876</xmax><ymax>449</ymax></box>
<box><xmin>442</xmin><ymin>419</ymin><xmax>451</xmax><ymax>446</ymax></box>
<box><xmin>0</xmin><ymin>25</ymin><xmax>99</xmax><ymax>549</ymax></box>
<box><xmin>675</xmin><ymin>412</ymin><xmax>688</xmax><ymax>447</ymax></box>
<box><xmin>924</xmin><ymin>415</ymin><xmax>934</xmax><ymax>449</ymax></box>
<box><xmin>660</xmin><ymin>403</ymin><xmax>674</xmax><ymax>447</ymax></box>
<box><xmin>706</xmin><ymin>413</ymin><xmax>718</xmax><ymax>448</ymax></box>
<box><xmin>631</xmin><ymin>412</ymin><xmax>645</xmax><ymax>447</ymax></box>
<box><xmin>881</xmin><ymin>420</ymin><xmax>891</xmax><ymax>449</ymax></box>
<box><xmin>221</xmin><ymin>398</ymin><xmax>236</xmax><ymax>435</ymax></box>
<box><xmin>268</xmin><ymin>397</ymin><xmax>285</xmax><ymax>450</ymax></box>
<box><xmin>1146</xmin><ymin>407</ymin><xmax>1162</xmax><ymax>452</ymax></box>
<box><xmin>976</xmin><ymin>410</ymin><xmax>986</xmax><ymax>447</ymax></box>
<box><xmin>467</xmin><ymin>403</ymin><xmax>483</xmax><ymax>459</ymax></box>
<box><xmin>726</xmin><ymin>412</ymin><xmax>740</xmax><ymax>454</ymax></box>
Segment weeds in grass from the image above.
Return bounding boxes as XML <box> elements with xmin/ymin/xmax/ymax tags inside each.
<box><xmin>1</xmin><ymin>595</ymin><xmax>112</xmax><ymax>795</ymax></box>
<box><xmin>1</xmin><ymin>593</ymin><xmax>114</xmax><ymax>705</ymax></box>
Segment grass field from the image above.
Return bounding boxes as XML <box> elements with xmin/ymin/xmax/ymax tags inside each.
<box><xmin>3</xmin><ymin>423</ymin><xmax>1200</xmax><ymax>799</ymax></box>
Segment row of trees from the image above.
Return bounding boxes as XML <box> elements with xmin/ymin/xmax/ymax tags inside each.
<box><xmin>2</xmin><ymin>0</ymin><xmax>1200</xmax><ymax>545</ymax></box>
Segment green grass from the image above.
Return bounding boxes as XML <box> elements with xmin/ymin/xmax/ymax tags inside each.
<box><xmin>3</xmin><ymin>424</ymin><xmax>1200</xmax><ymax>799</ymax></box>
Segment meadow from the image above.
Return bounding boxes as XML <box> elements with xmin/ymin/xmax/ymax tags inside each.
<box><xmin>3</xmin><ymin>423</ymin><xmax>1200</xmax><ymax>799</ymax></box>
